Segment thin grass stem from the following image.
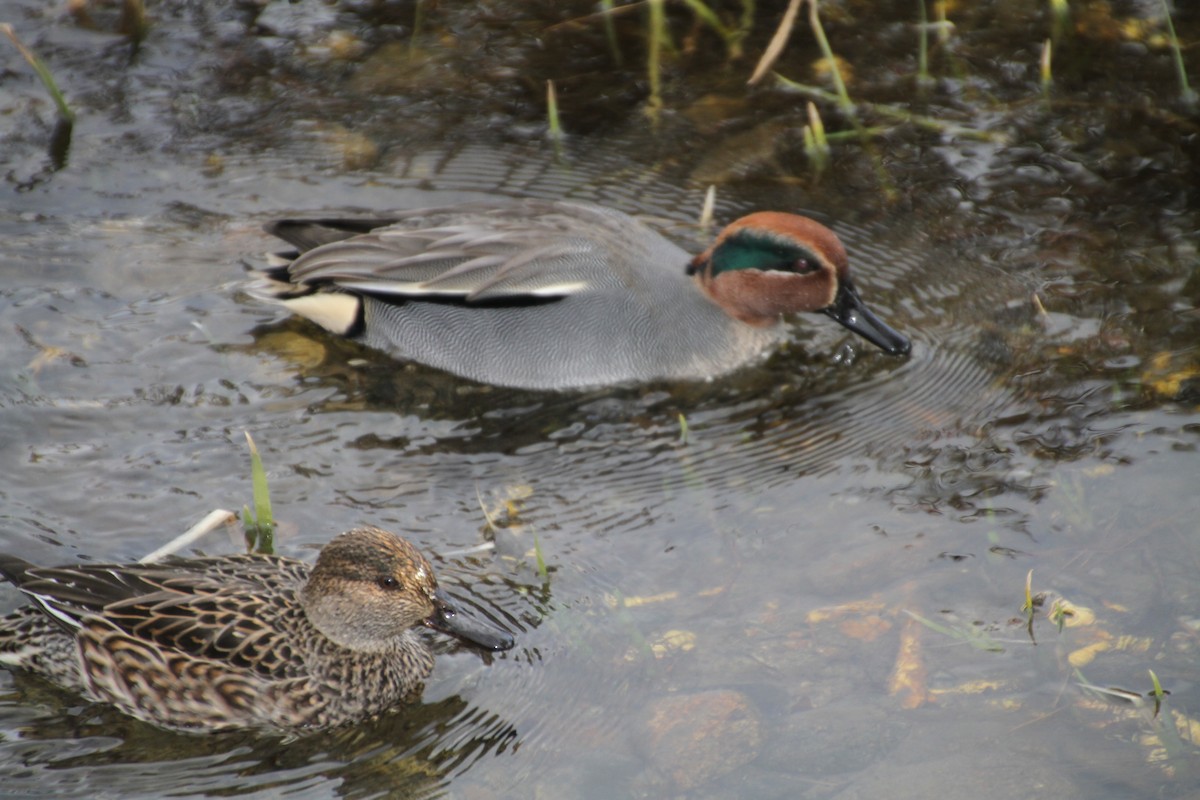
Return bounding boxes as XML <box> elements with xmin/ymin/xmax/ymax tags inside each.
<box><xmin>533</xmin><ymin>533</ymin><xmax>549</xmax><ymax>581</ymax></box>
<box><xmin>803</xmin><ymin>100</ymin><xmax>830</xmax><ymax>176</ymax></box>
<box><xmin>546</xmin><ymin>79</ymin><xmax>563</xmax><ymax>141</ymax></box>
<box><xmin>807</xmin><ymin>0</ymin><xmax>852</xmax><ymax>111</ymax></box>
<box><xmin>243</xmin><ymin>431</ymin><xmax>275</xmax><ymax>554</ymax></box>
<box><xmin>917</xmin><ymin>0</ymin><xmax>930</xmax><ymax>88</ymax></box>
<box><xmin>1048</xmin><ymin>0</ymin><xmax>1069</xmax><ymax>41</ymax></box>
<box><xmin>748</xmin><ymin>0</ymin><xmax>801</xmax><ymax>86</ymax></box>
<box><xmin>699</xmin><ymin>185</ymin><xmax>716</xmax><ymax>230</ymax></box>
<box><xmin>806</xmin><ymin>1</ymin><xmax>897</xmax><ymax>198</ymax></box>
<box><xmin>600</xmin><ymin>0</ymin><xmax>623</xmax><ymax>66</ymax></box>
<box><xmin>681</xmin><ymin>0</ymin><xmax>732</xmax><ymax>42</ymax></box>
<box><xmin>1040</xmin><ymin>38</ymin><xmax>1052</xmax><ymax>102</ymax></box>
<box><xmin>773</xmin><ymin>75</ymin><xmax>1007</xmax><ymax>141</ymax></box>
<box><xmin>646</xmin><ymin>0</ymin><xmax>665</xmax><ymax>122</ymax></box>
<box><xmin>2</xmin><ymin>24</ymin><xmax>74</xmax><ymax>123</ymax></box>
<box><xmin>1161</xmin><ymin>0</ymin><xmax>1197</xmax><ymax>106</ymax></box>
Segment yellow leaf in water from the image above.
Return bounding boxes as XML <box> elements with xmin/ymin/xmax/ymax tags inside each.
<box><xmin>811</xmin><ymin>54</ymin><xmax>854</xmax><ymax>87</ymax></box>
<box><xmin>807</xmin><ymin>599</ymin><xmax>887</xmax><ymax>624</ymax></box>
<box><xmin>1068</xmin><ymin>640</ymin><xmax>1111</xmax><ymax>667</ymax></box>
<box><xmin>1141</xmin><ymin>351</ymin><xmax>1200</xmax><ymax>402</ymax></box>
<box><xmin>838</xmin><ymin>615</ymin><xmax>891</xmax><ymax>642</ymax></box>
<box><xmin>1112</xmin><ymin>634</ymin><xmax>1154</xmax><ymax>653</ymax></box>
<box><xmin>477</xmin><ymin>484</ymin><xmax>533</xmax><ymax>532</ymax></box>
<box><xmin>1049</xmin><ymin>598</ymin><xmax>1095</xmax><ymax>627</ymax></box>
<box><xmin>621</xmin><ymin>591</ymin><xmax>679</xmax><ymax>608</ymax></box>
<box><xmin>322</xmin><ymin>30</ymin><xmax>366</xmax><ymax>61</ymax></box>
<box><xmin>1171</xmin><ymin>709</ymin><xmax>1200</xmax><ymax>744</ymax></box>
<box><xmin>651</xmin><ymin>630</ymin><xmax>697</xmax><ymax>659</ymax></box>
<box><xmin>255</xmin><ymin>331</ymin><xmax>326</xmax><ymax>369</ymax></box>
<box><xmin>888</xmin><ymin>615</ymin><xmax>930</xmax><ymax>709</ymax></box>
<box><xmin>28</xmin><ymin>345</ymin><xmax>76</xmax><ymax>374</ymax></box>
<box><xmin>318</xmin><ymin>123</ymin><xmax>380</xmax><ymax>170</ymax></box>
<box><xmin>930</xmin><ymin>679</ymin><xmax>1010</xmax><ymax>697</ymax></box>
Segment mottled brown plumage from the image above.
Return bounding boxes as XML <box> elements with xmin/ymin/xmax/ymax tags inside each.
<box><xmin>0</xmin><ymin>527</ymin><xmax>513</xmax><ymax>733</ymax></box>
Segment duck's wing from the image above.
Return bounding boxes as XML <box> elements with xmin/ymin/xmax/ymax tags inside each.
<box><xmin>0</xmin><ymin>553</ymin><xmax>168</xmax><ymax>632</ymax></box>
<box><xmin>268</xmin><ymin>217</ymin><xmax>397</xmax><ymax>252</ymax></box>
<box><xmin>0</xmin><ymin>554</ymin><xmax>307</xmax><ymax>679</ymax></box>
<box><xmin>261</xmin><ymin>201</ymin><xmax>642</xmax><ymax>303</ymax></box>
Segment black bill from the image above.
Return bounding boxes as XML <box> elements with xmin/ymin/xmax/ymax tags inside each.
<box><xmin>426</xmin><ymin>588</ymin><xmax>515</xmax><ymax>652</ymax></box>
<box><xmin>822</xmin><ymin>279</ymin><xmax>911</xmax><ymax>355</ymax></box>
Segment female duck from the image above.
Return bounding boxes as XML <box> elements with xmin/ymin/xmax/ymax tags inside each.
<box><xmin>250</xmin><ymin>200</ymin><xmax>910</xmax><ymax>390</ymax></box>
<box><xmin>0</xmin><ymin>527</ymin><xmax>513</xmax><ymax>733</ymax></box>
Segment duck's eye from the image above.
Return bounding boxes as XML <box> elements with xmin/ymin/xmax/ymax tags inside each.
<box><xmin>377</xmin><ymin>576</ymin><xmax>400</xmax><ymax>591</ymax></box>
<box><xmin>793</xmin><ymin>257</ymin><xmax>819</xmax><ymax>275</ymax></box>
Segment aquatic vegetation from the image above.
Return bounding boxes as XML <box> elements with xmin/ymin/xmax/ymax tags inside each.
<box><xmin>242</xmin><ymin>431</ymin><xmax>275</xmax><ymax>555</ymax></box>
<box><xmin>1</xmin><ymin>25</ymin><xmax>73</xmax><ymax>125</ymax></box>
<box><xmin>801</xmin><ymin>100</ymin><xmax>829</xmax><ymax>176</ymax></box>
<box><xmin>1</xmin><ymin>23</ymin><xmax>73</xmax><ymax>166</ymax></box>
<box><xmin>1160</xmin><ymin>0</ymin><xmax>1197</xmax><ymax>106</ymax></box>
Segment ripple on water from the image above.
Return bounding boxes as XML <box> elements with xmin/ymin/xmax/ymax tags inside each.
<box><xmin>3</xmin><ymin>139</ymin><xmax>1043</xmax><ymax>795</ymax></box>
<box><xmin>216</xmin><ymin>144</ymin><xmax>1044</xmax><ymax>790</ymax></box>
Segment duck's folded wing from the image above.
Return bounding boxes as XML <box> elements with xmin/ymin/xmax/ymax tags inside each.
<box><xmin>0</xmin><ymin>558</ymin><xmax>299</xmax><ymax>678</ymax></box>
<box><xmin>266</xmin><ymin>204</ymin><xmax>636</xmax><ymax>303</ymax></box>
<box><xmin>267</xmin><ymin>218</ymin><xmax>399</xmax><ymax>252</ymax></box>
<box><xmin>100</xmin><ymin>586</ymin><xmax>301</xmax><ymax>679</ymax></box>
<box><xmin>0</xmin><ymin>557</ymin><xmax>167</xmax><ymax>631</ymax></box>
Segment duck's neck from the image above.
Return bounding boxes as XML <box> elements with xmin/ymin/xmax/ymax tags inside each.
<box><xmin>303</xmin><ymin>632</ymin><xmax>435</xmax><ymax>717</ymax></box>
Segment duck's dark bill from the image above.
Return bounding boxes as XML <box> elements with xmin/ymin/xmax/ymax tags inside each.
<box><xmin>427</xmin><ymin>589</ymin><xmax>515</xmax><ymax>651</ymax></box>
<box><xmin>822</xmin><ymin>280</ymin><xmax>911</xmax><ymax>356</ymax></box>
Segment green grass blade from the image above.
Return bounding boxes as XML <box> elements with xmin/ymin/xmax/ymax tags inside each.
<box><xmin>1040</xmin><ymin>38</ymin><xmax>1052</xmax><ymax>101</ymax></box>
<box><xmin>807</xmin><ymin>1</ymin><xmax>852</xmax><ymax>111</ymax></box>
<box><xmin>2</xmin><ymin>24</ymin><xmax>75</xmax><ymax>123</ymax></box>
<box><xmin>600</xmin><ymin>0</ymin><xmax>623</xmax><ymax>66</ymax></box>
<box><xmin>773</xmin><ymin>75</ymin><xmax>1006</xmax><ymax>142</ymax></box>
<box><xmin>646</xmin><ymin>0</ymin><xmax>666</xmax><ymax>122</ymax></box>
<box><xmin>1161</xmin><ymin>0</ymin><xmax>1197</xmax><ymax>105</ymax></box>
<box><xmin>533</xmin><ymin>533</ymin><xmax>549</xmax><ymax>581</ymax></box>
<box><xmin>546</xmin><ymin>79</ymin><xmax>564</xmax><ymax>145</ymax></box>
<box><xmin>244</xmin><ymin>431</ymin><xmax>275</xmax><ymax>554</ymax></box>
<box><xmin>1048</xmin><ymin>0</ymin><xmax>1069</xmax><ymax>41</ymax></box>
<box><xmin>917</xmin><ymin>0</ymin><xmax>930</xmax><ymax>87</ymax></box>
<box><xmin>680</xmin><ymin>0</ymin><xmax>738</xmax><ymax>57</ymax></box>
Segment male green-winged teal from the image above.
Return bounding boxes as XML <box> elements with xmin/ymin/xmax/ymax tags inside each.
<box><xmin>0</xmin><ymin>526</ymin><xmax>513</xmax><ymax>733</ymax></box>
<box><xmin>249</xmin><ymin>200</ymin><xmax>910</xmax><ymax>390</ymax></box>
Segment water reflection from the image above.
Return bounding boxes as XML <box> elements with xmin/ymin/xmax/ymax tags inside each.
<box><xmin>0</xmin><ymin>678</ymin><xmax>518</xmax><ymax>799</ymax></box>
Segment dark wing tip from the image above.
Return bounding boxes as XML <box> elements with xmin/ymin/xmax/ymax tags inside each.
<box><xmin>264</xmin><ymin>218</ymin><xmax>400</xmax><ymax>253</ymax></box>
<box><xmin>0</xmin><ymin>553</ymin><xmax>39</xmax><ymax>587</ymax></box>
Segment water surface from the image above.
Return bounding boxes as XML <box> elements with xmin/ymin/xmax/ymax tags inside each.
<box><xmin>1</xmin><ymin>1</ymin><xmax>1198</xmax><ymax>797</ymax></box>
